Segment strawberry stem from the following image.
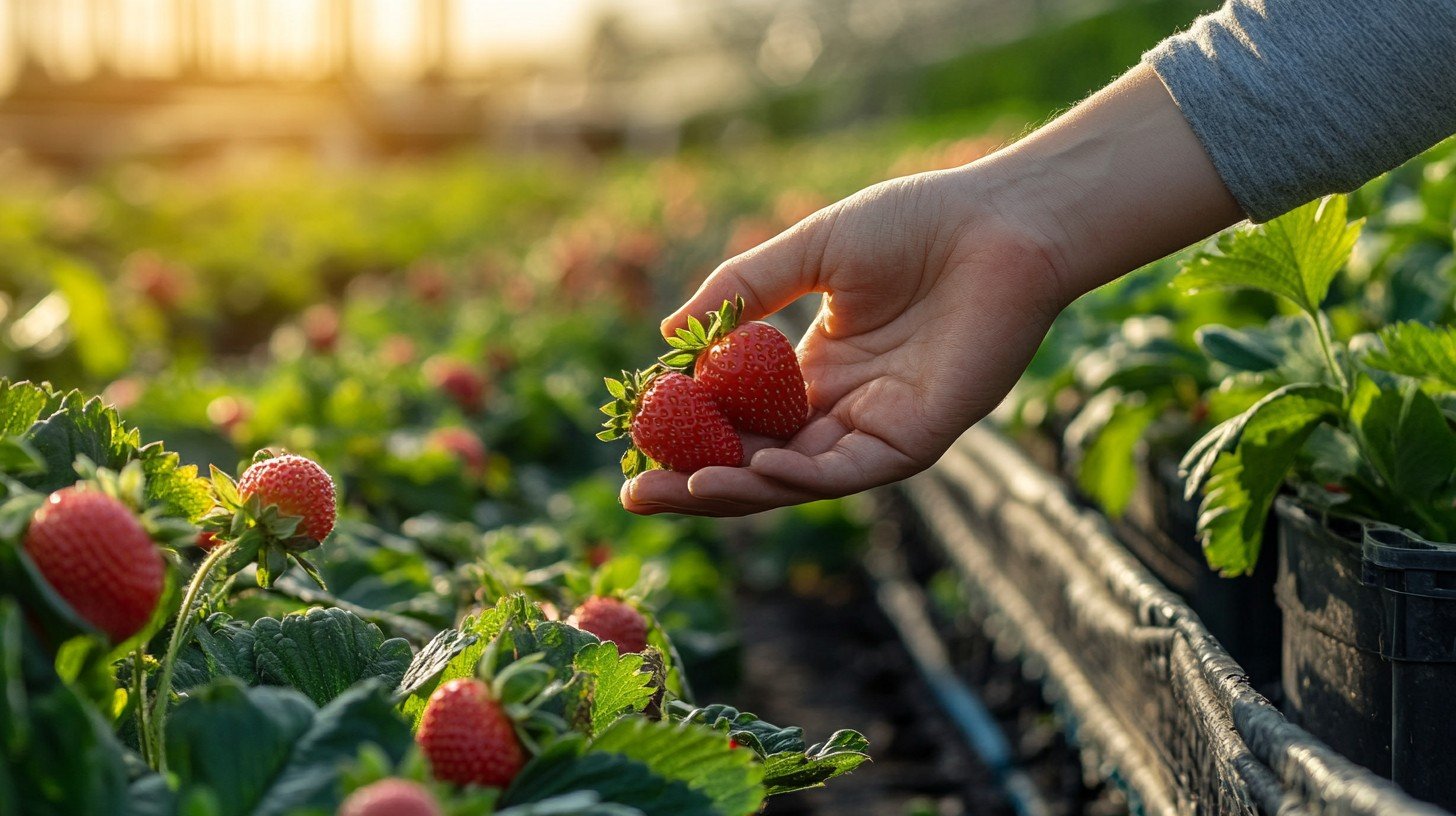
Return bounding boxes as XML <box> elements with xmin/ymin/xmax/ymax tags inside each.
<box><xmin>147</xmin><ymin>540</ymin><xmax>236</xmax><ymax>773</ymax></box>
<box><xmin>132</xmin><ymin>647</ymin><xmax>151</xmax><ymax>768</ymax></box>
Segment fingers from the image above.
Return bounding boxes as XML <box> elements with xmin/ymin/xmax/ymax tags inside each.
<box><xmin>661</xmin><ymin>216</ymin><xmax>828</xmax><ymax>336</ymax></box>
<box><xmin>620</xmin><ymin>418</ymin><xmax>921</xmax><ymax>516</ymax></box>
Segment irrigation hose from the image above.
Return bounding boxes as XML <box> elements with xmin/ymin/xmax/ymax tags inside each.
<box><xmin>865</xmin><ymin>545</ymin><xmax>1052</xmax><ymax>816</ymax></box>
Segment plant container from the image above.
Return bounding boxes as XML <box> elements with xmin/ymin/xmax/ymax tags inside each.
<box><xmin>1276</xmin><ymin>497</ymin><xmax>1456</xmax><ymax>810</ymax></box>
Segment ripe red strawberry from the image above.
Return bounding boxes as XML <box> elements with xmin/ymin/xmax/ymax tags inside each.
<box><xmin>661</xmin><ymin>298</ymin><xmax>808</xmax><ymax>439</ymax></box>
<box><xmin>417</xmin><ymin>678</ymin><xmax>525</xmax><ymax>788</ymax></box>
<box><xmin>339</xmin><ymin>778</ymin><xmax>442</xmax><ymax>816</ymax></box>
<box><xmin>427</xmin><ymin>426</ymin><xmax>488</xmax><ymax>477</ymax></box>
<box><xmin>196</xmin><ymin>530</ymin><xmax>220</xmax><ymax>551</ymax></box>
<box><xmin>586</xmin><ymin>542</ymin><xmax>612</xmax><ymax>569</ymax></box>
<box><xmin>598</xmin><ymin>368</ymin><xmax>743</xmax><ymax>477</ymax></box>
<box><xmin>569</xmin><ymin>596</ymin><xmax>648</xmax><ymax>654</ymax></box>
<box><xmin>23</xmin><ymin>488</ymin><xmax>164</xmax><ymax>643</ymax></box>
<box><xmin>237</xmin><ymin>454</ymin><xmax>336</xmax><ymax>544</ymax></box>
<box><xmin>425</xmin><ymin>356</ymin><xmax>487</xmax><ymax>415</ymax></box>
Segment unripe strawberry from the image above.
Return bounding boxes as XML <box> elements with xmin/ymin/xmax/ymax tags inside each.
<box><xmin>569</xmin><ymin>597</ymin><xmax>648</xmax><ymax>654</ymax></box>
<box><xmin>23</xmin><ymin>488</ymin><xmax>164</xmax><ymax>643</ymax></box>
<box><xmin>338</xmin><ymin>778</ymin><xmax>442</xmax><ymax>816</ymax></box>
<box><xmin>417</xmin><ymin>678</ymin><xmax>525</xmax><ymax>788</ymax></box>
<box><xmin>237</xmin><ymin>454</ymin><xmax>337</xmax><ymax>544</ymax></box>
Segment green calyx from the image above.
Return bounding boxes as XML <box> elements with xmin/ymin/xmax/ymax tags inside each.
<box><xmin>597</xmin><ymin>366</ymin><xmax>664</xmax><ymax>479</ymax></box>
<box><xmin>657</xmin><ymin>297</ymin><xmax>744</xmax><ymax>371</ymax></box>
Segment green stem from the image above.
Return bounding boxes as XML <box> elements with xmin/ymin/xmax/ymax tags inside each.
<box><xmin>148</xmin><ymin>542</ymin><xmax>235</xmax><ymax>774</ymax></box>
<box><xmin>132</xmin><ymin>647</ymin><xmax>151</xmax><ymax>768</ymax></box>
<box><xmin>1309</xmin><ymin>310</ymin><xmax>1350</xmax><ymax>396</ymax></box>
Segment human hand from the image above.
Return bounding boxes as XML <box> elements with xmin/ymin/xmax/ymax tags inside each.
<box><xmin>620</xmin><ymin>165</ymin><xmax>1068</xmax><ymax>515</ymax></box>
<box><xmin>622</xmin><ymin>65</ymin><xmax>1242</xmax><ymax>516</ymax></box>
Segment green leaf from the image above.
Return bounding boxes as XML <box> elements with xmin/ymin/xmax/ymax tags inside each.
<box><xmin>1064</xmin><ymin>391</ymin><xmax>1159</xmax><ymax>518</ymax></box>
<box><xmin>399</xmin><ymin>598</ymin><xmax>531</xmax><ymax>727</ymax></box>
<box><xmin>0</xmin><ymin>599</ymin><xmax>135</xmax><ymax>816</ymax></box>
<box><xmin>1347</xmin><ymin>376</ymin><xmax>1456</xmax><ymax>538</ymax></box>
<box><xmin>588</xmin><ymin>718</ymin><xmax>763</xmax><ymax>816</ymax></box>
<box><xmin>0</xmin><ymin>438</ymin><xmax>43</xmax><ymax>476</ymax></box>
<box><xmin>167</xmin><ymin>678</ymin><xmax>412</xmax><ymax>816</ymax></box>
<box><xmin>573</xmin><ymin>642</ymin><xmax>656</xmax><ymax>735</ymax></box>
<box><xmin>496</xmin><ymin>792</ymin><xmax>645</xmax><ymax>815</ymax></box>
<box><xmin>0</xmin><ymin>381</ymin><xmax>55</xmax><ymax>439</ymax></box>
<box><xmin>1188</xmin><ymin>386</ymin><xmax>1342</xmax><ymax>575</ymax></box>
<box><xmin>1195</xmin><ymin>325</ymin><xmax>1284</xmax><ymax>372</ymax></box>
<box><xmin>396</xmin><ymin>627</ymin><xmax>478</xmax><ymax>697</ymax></box>
<box><xmin>139</xmin><ymin>443</ymin><xmax>213</xmax><ymax>523</ymax></box>
<box><xmin>250</xmin><ymin>608</ymin><xmax>411</xmax><ymax>707</ymax></box>
<box><xmin>51</xmin><ymin>259</ymin><xmax>130</xmax><ymax>379</ymax></box>
<box><xmin>18</xmin><ymin>391</ymin><xmax>133</xmax><ymax>494</ymax></box>
<box><xmin>504</xmin><ymin>718</ymin><xmax>765</xmax><ymax>816</ymax></box>
<box><xmin>1365</xmin><ymin>321</ymin><xmax>1456</xmax><ymax>391</ymax></box>
<box><xmin>172</xmin><ymin>613</ymin><xmax>259</xmax><ymax>693</ymax></box>
<box><xmin>1180</xmin><ymin>383</ymin><xmax>1343</xmax><ymax>498</ymax></box>
<box><xmin>1176</xmin><ymin>195</ymin><xmax>1361</xmax><ymax>315</ymax></box>
<box><xmin>503</xmin><ymin>738</ymin><xmax>718</xmax><ymax>816</ymax></box>
<box><xmin>667</xmin><ymin>702</ymin><xmax>869</xmax><ymax>795</ymax></box>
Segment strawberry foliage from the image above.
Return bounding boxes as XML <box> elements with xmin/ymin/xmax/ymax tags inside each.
<box><xmin>1177</xmin><ymin>197</ymin><xmax>1456</xmax><ymax>574</ymax></box>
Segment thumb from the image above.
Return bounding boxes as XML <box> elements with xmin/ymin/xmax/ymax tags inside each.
<box><xmin>661</xmin><ymin>216</ymin><xmax>825</xmax><ymax>337</ymax></box>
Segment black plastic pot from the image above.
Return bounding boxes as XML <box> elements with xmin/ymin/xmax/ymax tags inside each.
<box><xmin>1276</xmin><ymin>498</ymin><xmax>1456</xmax><ymax>810</ymax></box>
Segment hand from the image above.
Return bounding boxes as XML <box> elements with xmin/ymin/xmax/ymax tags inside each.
<box><xmin>622</xmin><ymin>65</ymin><xmax>1242</xmax><ymax>516</ymax></box>
<box><xmin>621</xmin><ymin>167</ymin><xmax>1068</xmax><ymax>516</ymax></box>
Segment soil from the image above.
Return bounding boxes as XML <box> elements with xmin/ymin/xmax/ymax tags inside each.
<box><xmin>729</xmin><ymin>534</ymin><xmax>1128</xmax><ymax>815</ymax></box>
<box><xmin>732</xmin><ymin>579</ymin><xmax>1000</xmax><ymax>815</ymax></box>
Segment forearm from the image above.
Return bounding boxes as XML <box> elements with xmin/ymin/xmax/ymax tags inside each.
<box><xmin>965</xmin><ymin>64</ymin><xmax>1243</xmax><ymax>305</ymax></box>
<box><xmin>1148</xmin><ymin>0</ymin><xmax>1456</xmax><ymax>223</ymax></box>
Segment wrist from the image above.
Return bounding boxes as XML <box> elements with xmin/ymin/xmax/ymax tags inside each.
<box><xmin>965</xmin><ymin>64</ymin><xmax>1244</xmax><ymax>303</ymax></box>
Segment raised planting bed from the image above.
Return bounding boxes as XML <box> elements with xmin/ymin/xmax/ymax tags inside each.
<box><xmin>901</xmin><ymin>424</ymin><xmax>1446</xmax><ymax>816</ymax></box>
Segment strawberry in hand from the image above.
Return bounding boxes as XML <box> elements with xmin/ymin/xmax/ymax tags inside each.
<box><xmin>599</xmin><ymin>367</ymin><xmax>743</xmax><ymax>478</ymax></box>
<box><xmin>659</xmin><ymin>296</ymin><xmax>808</xmax><ymax>440</ymax></box>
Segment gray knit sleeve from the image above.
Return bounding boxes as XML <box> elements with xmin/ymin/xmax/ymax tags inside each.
<box><xmin>1145</xmin><ymin>0</ymin><xmax>1456</xmax><ymax>222</ymax></box>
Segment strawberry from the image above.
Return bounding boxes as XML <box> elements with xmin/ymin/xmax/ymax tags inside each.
<box><xmin>339</xmin><ymin>778</ymin><xmax>442</xmax><ymax>816</ymax></box>
<box><xmin>417</xmin><ymin>678</ymin><xmax>525</xmax><ymax>788</ymax></box>
<box><xmin>425</xmin><ymin>356</ymin><xmax>487</xmax><ymax>415</ymax></box>
<box><xmin>196</xmin><ymin>530</ymin><xmax>220</xmax><ymax>551</ymax></box>
<box><xmin>598</xmin><ymin>368</ymin><xmax>743</xmax><ymax>477</ymax></box>
<box><xmin>660</xmin><ymin>298</ymin><xmax>808</xmax><ymax>439</ymax></box>
<box><xmin>427</xmin><ymin>426</ymin><xmax>488</xmax><ymax>477</ymax></box>
<box><xmin>569</xmin><ymin>596</ymin><xmax>648</xmax><ymax>654</ymax></box>
<box><xmin>23</xmin><ymin>488</ymin><xmax>164</xmax><ymax>643</ymax></box>
<box><xmin>586</xmin><ymin>542</ymin><xmax>612</xmax><ymax>569</ymax></box>
<box><xmin>300</xmin><ymin>303</ymin><xmax>340</xmax><ymax>354</ymax></box>
<box><xmin>237</xmin><ymin>454</ymin><xmax>337</xmax><ymax>544</ymax></box>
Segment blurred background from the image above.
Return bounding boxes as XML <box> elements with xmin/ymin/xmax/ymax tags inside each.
<box><xmin>0</xmin><ymin>0</ymin><xmax>1214</xmax><ymax>164</ymax></box>
<box><xmin>0</xmin><ymin>5</ymin><xmax>1220</xmax><ymax>811</ymax></box>
<box><xmin>0</xmin><ymin>0</ymin><xmax>1215</xmax><ymax>424</ymax></box>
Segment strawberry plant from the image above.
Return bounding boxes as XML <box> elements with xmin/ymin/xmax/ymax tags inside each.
<box><xmin>0</xmin><ymin>375</ymin><xmax>871</xmax><ymax>815</ymax></box>
<box><xmin>1176</xmin><ymin>196</ymin><xmax>1456</xmax><ymax>575</ymax></box>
